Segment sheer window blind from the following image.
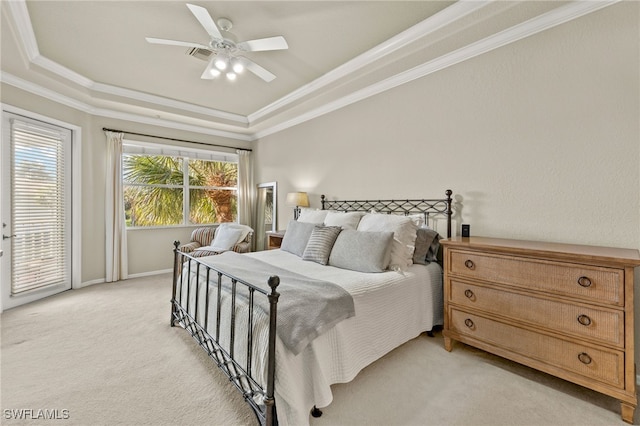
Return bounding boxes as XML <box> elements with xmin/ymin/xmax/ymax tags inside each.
<box><xmin>10</xmin><ymin>118</ymin><xmax>71</xmax><ymax>295</ymax></box>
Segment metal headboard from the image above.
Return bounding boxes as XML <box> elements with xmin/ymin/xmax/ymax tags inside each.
<box><xmin>320</xmin><ymin>189</ymin><xmax>453</xmax><ymax>238</ymax></box>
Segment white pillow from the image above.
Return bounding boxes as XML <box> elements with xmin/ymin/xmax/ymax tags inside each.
<box><xmin>217</xmin><ymin>223</ymin><xmax>252</xmax><ymax>243</ymax></box>
<box><xmin>298</xmin><ymin>208</ymin><xmax>328</xmax><ymax>223</ymax></box>
<box><xmin>357</xmin><ymin>213</ymin><xmax>418</xmax><ymax>269</ymax></box>
<box><xmin>206</xmin><ymin>227</ymin><xmax>243</xmax><ymax>252</ymax></box>
<box><xmin>323</xmin><ymin>211</ymin><xmax>365</xmax><ymax>230</ymax></box>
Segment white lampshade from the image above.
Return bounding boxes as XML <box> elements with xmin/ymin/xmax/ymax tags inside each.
<box><xmin>286</xmin><ymin>192</ymin><xmax>309</xmax><ymax>207</ymax></box>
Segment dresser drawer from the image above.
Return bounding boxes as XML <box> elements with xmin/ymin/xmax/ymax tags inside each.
<box><xmin>448</xmin><ymin>250</ymin><xmax>623</xmax><ymax>306</ymax></box>
<box><xmin>449</xmin><ymin>280</ymin><xmax>624</xmax><ymax>347</ymax></box>
<box><xmin>449</xmin><ymin>308</ymin><xmax>625</xmax><ymax>388</ymax></box>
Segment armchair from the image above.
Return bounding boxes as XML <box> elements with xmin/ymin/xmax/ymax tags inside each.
<box><xmin>180</xmin><ymin>224</ymin><xmax>253</xmax><ymax>258</ymax></box>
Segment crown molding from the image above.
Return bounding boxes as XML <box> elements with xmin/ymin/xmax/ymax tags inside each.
<box><xmin>247</xmin><ymin>0</ymin><xmax>492</xmax><ymax>124</ymax></box>
<box><xmin>6</xmin><ymin>0</ymin><xmax>248</xmax><ymax>126</ymax></box>
<box><xmin>4</xmin><ymin>0</ymin><xmax>620</xmax><ymax>142</ymax></box>
<box><xmin>253</xmin><ymin>0</ymin><xmax>620</xmax><ymax>139</ymax></box>
<box><xmin>0</xmin><ymin>72</ymin><xmax>254</xmax><ymax>142</ymax></box>
<box><xmin>90</xmin><ymin>82</ymin><xmax>248</xmax><ymax>125</ymax></box>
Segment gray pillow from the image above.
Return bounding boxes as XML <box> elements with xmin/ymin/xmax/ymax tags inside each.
<box><xmin>329</xmin><ymin>230</ymin><xmax>394</xmax><ymax>273</ymax></box>
<box><xmin>302</xmin><ymin>226</ymin><xmax>342</xmax><ymax>265</ymax></box>
<box><xmin>413</xmin><ymin>228</ymin><xmax>441</xmax><ymax>264</ymax></box>
<box><xmin>280</xmin><ymin>220</ymin><xmax>318</xmax><ymax>257</ymax></box>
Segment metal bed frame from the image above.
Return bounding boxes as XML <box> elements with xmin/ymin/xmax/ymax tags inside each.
<box><xmin>170</xmin><ymin>189</ymin><xmax>453</xmax><ymax>426</ymax></box>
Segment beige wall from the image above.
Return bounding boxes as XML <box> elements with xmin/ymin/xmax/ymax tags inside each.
<box><xmin>0</xmin><ymin>84</ymin><xmax>247</xmax><ymax>282</ymax></box>
<box><xmin>253</xmin><ymin>2</ymin><xmax>640</xmax><ymax>367</ymax></box>
<box><xmin>255</xmin><ymin>2</ymin><xmax>639</xmax><ymax>251</ymax></box>
<box><xmin>3</xmin><ymin>1</ymin><xmax>640</xmax><ymax>363</ymax></box>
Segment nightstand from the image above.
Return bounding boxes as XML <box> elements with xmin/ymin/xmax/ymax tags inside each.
<box><xmin>266</xmin><ymin>230</ymin><xmax>285</xmax><ymax>250</ymax></box>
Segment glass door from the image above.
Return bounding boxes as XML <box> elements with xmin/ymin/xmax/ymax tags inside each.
<box><xmin>1</xmin><ymin>112</ymin><xmax>72</xmax><ymax>310</ymax></box>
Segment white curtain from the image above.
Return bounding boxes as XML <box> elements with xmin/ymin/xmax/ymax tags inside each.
<box><xmin>236</xmin><ymin>150</ymin><xmax>254</xmax><ymax>245</ymax></box>
<box><xmin>105</xmin><ymin>131</ymin><xmax>128</xmax><ymax>282</ymax></box>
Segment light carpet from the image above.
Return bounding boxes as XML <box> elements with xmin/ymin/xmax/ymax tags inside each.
<box><xmin>1</xmin><ymin>273</ymin><xmax>633</xmax><ymax>426</ymax></box>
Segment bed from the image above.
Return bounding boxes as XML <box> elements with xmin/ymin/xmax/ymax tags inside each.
<box><xmin>171</xmin><ymin>190</ymin><xmax>453</xmax><ymax>425</ymax></box>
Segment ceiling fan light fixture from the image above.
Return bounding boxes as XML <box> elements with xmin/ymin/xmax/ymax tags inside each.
<box><xmin>214</xmin><ymin>53</ymin><xmax>228</xmax><ymax>70</ymax></box>
<box><xmin>231</xmin><ymin>58</ymin><xmax>244</xmax><ymax>74</ymax></box>
<box><xmin>226</xmin><ymin>72</ymin><xmax>237</xmax><ymax>81</ymax></box>
<box><xmin>209</xmin><ymin>68</ymin><xmax>221</xmax><ymax>78</ymax></box>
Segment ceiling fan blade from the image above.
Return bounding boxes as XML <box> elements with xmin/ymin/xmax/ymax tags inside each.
<box><xmin>186</xmin><ymin>3</ymin><xmax>223</xmax><ymax>41</ymax></box>
<box><xmin>238</xmin><ymin>57</ymin><xmax>276</xmax><ymax>82</ymax></box>
<box><xmin>237</xmin><ymin>36</ymin><xmax>288</xmax><ymax>52</ymax></box>
<box><xmin>200</xmin><ymin>58</ymin><xmax>217</xmax><ymax>80</ymax></box>
<box><xmin>146</xmin><ymin>37</ymin><xmax>210</xmax><ymax>50</ymax></box>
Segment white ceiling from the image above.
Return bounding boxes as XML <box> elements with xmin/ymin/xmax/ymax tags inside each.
<box><xmin>1</xmin><ymin>1</ymin><xmax>619</xmax><ymax>142</ymax></box>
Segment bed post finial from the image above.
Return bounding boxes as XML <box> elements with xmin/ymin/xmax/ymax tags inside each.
<box><xmin>321</xmin><ymin>194</ymin><xmax>326</xmax><ymax>210</ymax></box>
<box><xmin>445</xmin><ymin>190</ymin><xmax>453</xmax><ymax>239</ymax></box>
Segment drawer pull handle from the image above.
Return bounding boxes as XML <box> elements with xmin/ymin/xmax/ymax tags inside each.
<box><xmin>464</xmin><ymin>318</ymin><xmax>474</xmax><ymax>328</ymax></box>
<box><xmin>577</xmin><ymin>276</ymin><xmax>592</xmax><ymax>288</ymax></box>
<box><xmin>464</xmin><ymin>289</ymin><xmax>474</xmax><ymax>299</ymax></box>
<box><xmin>464</xmin><ymin>259</ymin><xmax>475</xmax><ymax>269</ymax></box>
<box><xmin>577</xmin><ymin>314</ymin><xmax>592</xmax><ymax>326</ymax></box>
<box><xmin>578</xmin><ymin>352</ymin><xmax>592</xmax><ymax>365</ymax></box>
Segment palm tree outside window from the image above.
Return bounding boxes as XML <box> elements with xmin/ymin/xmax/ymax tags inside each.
<box><xmin>123</xmin><ymin>154</ymin><xmax>238</xmax><ymax>227</ymax></box>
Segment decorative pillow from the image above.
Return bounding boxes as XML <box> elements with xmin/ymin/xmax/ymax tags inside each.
<box><xmin>280</xmin><ymin>220</ymin><xmax>318</xmax><ymax>257</ymax></box>
<box><xmin>302</xmin><ymin>226</ymin><xmax>342</xmax><ymax>265</ymax></box>
<box><xmin>413</xmin><ymin>228</ymin><xmax>441</xmax><ymax>265</ymax></box>
<box><xmin>357</xmin><ymin>213</ymin><xmax>418</xmax><ymax>269</ymax></box>
<box><xmin>323</xmin><ymin>211</ymin><xmax>365</xmax><ymax>230</ymax></box>
<box><xmin>216</xmin><ymin>223</ymin><xmax>252</xmax><ymax>243</ymax></box>
<box><xmin>297</xmin><ymin>208</ymin><xmax>329</xmax><ymax>223</ymax></box>
<box><xmin>408</xmin><ymin>213</ymin><xmax>426</xmax><ymax>228</ymax></box>
<box><xmin>201</xmin><ymin>227</ymin><xmax>243</xmax><ymax>252</ymax></box>
<box><xmin>329</xmin><ymin>230</ymin><xmax>393</xmax><ymax>273</ymax></box>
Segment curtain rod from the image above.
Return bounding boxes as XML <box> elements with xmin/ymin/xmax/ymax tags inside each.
<box><xmin>102</xmin><ymin>127</ymin><xmax>252</xmax><ymax>152</ymax></box>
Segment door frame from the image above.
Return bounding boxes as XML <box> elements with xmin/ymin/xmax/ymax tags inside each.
<box><xmin>1</xmin><ymin>104</ymin><xmax>82</xmax><ymax>311</ymax></box>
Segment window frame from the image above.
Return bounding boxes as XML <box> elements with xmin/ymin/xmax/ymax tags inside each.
<box><xmin>122</xmin><ymin>140</ymin><xmax>239</xmax><ymax>229</ymax></box>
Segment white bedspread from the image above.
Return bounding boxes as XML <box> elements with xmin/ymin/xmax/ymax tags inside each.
<box><xmin>244</xmin><ymin>249</ymin><xmax>443</xmax><ymax>425</ymax></box>
<box><xmin>180</xmin><ymin>249</ymin><xmax>443</xmax><ymax>425</ymax></box>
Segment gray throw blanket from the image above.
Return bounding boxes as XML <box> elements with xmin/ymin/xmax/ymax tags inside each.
<box><xmin>197</xmin><ymin>251</ymin><xmax>355</xmax><ymax>355</ymax></box>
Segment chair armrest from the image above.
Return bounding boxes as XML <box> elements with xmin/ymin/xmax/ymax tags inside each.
<box><xmin>233</xmin><ymin>231</ymin><xmax>253</xmax><ymax>253</ymax></box>
<box><xmin>179</xmin><ymin>242</ymin><xmax>201</xmax><ymax>253</ymax></box>
<box><xmin>233</xmin><ymin>241</ymin><xmax>251</xmax><ymax>253</ymax></box>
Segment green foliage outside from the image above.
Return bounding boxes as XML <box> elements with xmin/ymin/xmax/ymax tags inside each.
<box><xmin>123</xmin><ymin>155</ymin><xmax>238</xmax><ymax>227</ymax></box>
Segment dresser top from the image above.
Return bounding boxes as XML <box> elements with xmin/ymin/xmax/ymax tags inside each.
<box><xmin>441</xmin><ymin>236</ymin><xmax>640</xmax><ymax>267</ymax></box>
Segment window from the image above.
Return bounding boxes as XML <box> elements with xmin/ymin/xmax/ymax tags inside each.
<box><xmin>122</xmin><ymin>142</ymin><xmax>238</xmax><ymax>227</ymax></box>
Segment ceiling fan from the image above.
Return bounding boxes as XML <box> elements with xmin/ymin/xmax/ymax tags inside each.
<box><xmin>146</xmin><ymin>3</ymin><xmax>288</xmax><ymax>82</ymax></box>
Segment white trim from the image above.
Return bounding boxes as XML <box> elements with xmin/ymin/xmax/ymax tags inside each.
<box><xmin>78</xmin><ymin>268</ymin><xmax>171</xmax><ymax>288</ymax></box>
<box><xmin>248</xmin><ymin>0</ymin><xmax>491</xmax><ymax>124</ymax></box>
<box><xmin>4</xmin><ymin>0</ymin><xmax>620</xmax><ymax>141</ymax></box>
<box><xmin>6</xmin><ymin>0</ymin><xmax>246</xmax><ymax>125</ymax></box>
<box><xmin>77</xmin><ymin>278</ymin><xmax>105</xmax><ymax>288</ymax></box>
<box><xmin>4</xmin><ymin>0</ymin><xmax>39</xmax><ymax>61</ymax></box>
<box><xmin>254</xmin><ymin>0</ymin><xmax>620</xmax><ymax>139</ymax></box>
<box><xmin>1</xmin><ymin>104</ymin><xmax>82</xmax><ymax>305</ymax></box>
<box><xmin>1</xmin><ymin>72</ymin><xmax>254</xmax><ymax>142</ymax></box>
<box><xmin>127</xmin><ymin>269</ymin><xmax>172</xmax><ymax>279</ymax></box>
<box><xmin>90</xmin><ymin>82</ymin><xmax>248</xmax><ymax>125</ymax></box>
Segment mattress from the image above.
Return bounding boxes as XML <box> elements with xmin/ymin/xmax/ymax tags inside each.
<box><xmin>181</xmin><ymin>249</ymin><xmax>443</xmax><ymax>425</ymax></box>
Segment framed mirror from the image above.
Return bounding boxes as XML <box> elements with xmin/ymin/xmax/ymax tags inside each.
<box><xmin>256</xmin><ymin>182</ymin><xmax>277</xmax><ymax>251</ymax></box>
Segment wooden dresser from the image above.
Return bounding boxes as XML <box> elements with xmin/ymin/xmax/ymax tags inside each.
<box><xmin>441</xmin><ymin>236</ymin><xmax>640</xmax><ymax>423</ymax></box>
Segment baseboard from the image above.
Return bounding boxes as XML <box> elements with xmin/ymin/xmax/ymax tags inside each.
<box><xmin>127</xmin><ymin>268</ymin><xmax>172</xmax><ymax>279</ymax></box>
<box><xmin>78</xmin><ymin>269</ymin><xmax>171</xmax><ymax>289</ymax></box>
<box><xmin>77</xmin><ymin>278</ymin><xmax>105</xmax><ymax>288</ymax></box>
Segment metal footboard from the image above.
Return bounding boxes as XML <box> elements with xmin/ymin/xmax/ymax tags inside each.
<box><xmin>171</xmin><ymin>241</ymin><xmax>280</xmax><ymax>426</ymax></box>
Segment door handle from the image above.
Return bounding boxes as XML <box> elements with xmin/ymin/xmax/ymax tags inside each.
<box><xmin>2</xmin><ymin>234</ymin><xmax>16</xmax><ymax>240</ymax></box>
